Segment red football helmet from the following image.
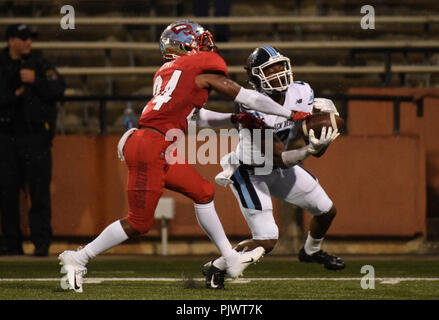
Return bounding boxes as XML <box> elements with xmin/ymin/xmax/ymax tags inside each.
<box><xmin>159</xmin><ymin>20</ymin><xmax>217</xmax><ymax>61</ymax></box>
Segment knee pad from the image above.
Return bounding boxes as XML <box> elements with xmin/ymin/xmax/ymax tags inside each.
<box><xmin>126</xmin><ymin>213</ymin><xmax>154</xmax><ymax>235</ymax></box>
<box><xmin>303</xmin><ymin>186</ymin><xmax>333</xmax><ymax>216</ymax></box>
<box><xmin>245</xmin><ymin>210</ymin><xmax>279</xmax><ymax>240</ymax></box>
<box><xmin>193</xmin><ymin>180</ymin><xmax>215</xmax><ymax>204</ymax></box>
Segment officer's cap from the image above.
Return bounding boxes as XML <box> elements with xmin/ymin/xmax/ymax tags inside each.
<box><xmin>5</xmin><ymin>24</ymin><xmax>37</xmax><ymax>41</ymax></box>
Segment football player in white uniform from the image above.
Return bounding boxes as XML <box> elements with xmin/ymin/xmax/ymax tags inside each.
<box><xmin>193</xmin><ymin>46</ymin><xmax>344</xmax><ymax>289</ymax></box>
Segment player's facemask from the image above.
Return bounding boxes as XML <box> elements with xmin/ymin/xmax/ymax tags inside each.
<box><xmin>252</xmin><ymin>57</ymin><xmax>293</xmax><ymax>94</ymax></box>
<box><xmin>199</xmin><ymin>31</ymin><xmax>218</xmax><ymax>53</ymax></box>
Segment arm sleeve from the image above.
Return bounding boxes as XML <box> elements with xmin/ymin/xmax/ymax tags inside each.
<box><xmin>281</xmin><ymin>145</ymin><xmax>313</xmax><ymax>167</ymax></box>
<box><xmin>0</xmin><ymin>67</ymin><xmax>20</xmax><ymax>110</ymax></box>
<box><xmin>194</xmin><ymin>108</ymin><xmax>234</xmax><ymax>128</ymax></box>
<box><xmin>234</xmin><ymin>87</ymin><xmax>291</xmax><ymax>119</ymax></box>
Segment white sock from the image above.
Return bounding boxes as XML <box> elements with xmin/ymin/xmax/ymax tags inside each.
<box><xmin>194</xmin><ymin>201</ymin><xmax>237</xmax><ymax>264</ymax></box>
<box><xmin>75</xmin><ymin>220</ymin><xmax>129</xmax><ymax>265</ymax></box>
<box><xmin>304</xmin><ymin>232</ymin><xmax>324</xmax><ymax>255</ymax></box>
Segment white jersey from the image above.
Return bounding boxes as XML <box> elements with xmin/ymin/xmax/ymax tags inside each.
<box><xmin>236</xmin><ymin>81</ymin><xmax>314</xmax><ymax>165</ymax></box>
<box><xmin>225</xmin><ymin>82</ymin><xmax>332</xmax><ymax>240</ymax></box>
<box><xmin>211</xmin><ymin>81</ymin><xmax>332</xmax><ymax>240</ymax></box>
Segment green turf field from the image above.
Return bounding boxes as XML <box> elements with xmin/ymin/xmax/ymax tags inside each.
<box><xmin>0</xmin><ymin>255</ymin><xmax>438</xmax><ymax>300</ymax></box>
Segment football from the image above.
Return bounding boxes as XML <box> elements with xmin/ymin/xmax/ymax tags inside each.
<box><xmin>301</xmin><ymin>112</ymin><xmax>344</xmax><ymax>138</ymax></box>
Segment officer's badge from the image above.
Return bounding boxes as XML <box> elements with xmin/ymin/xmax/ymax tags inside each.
<box><xmin>45</xmin><ymin>69</ymin><xmax>58</xmax><ymax>81</ymax></box>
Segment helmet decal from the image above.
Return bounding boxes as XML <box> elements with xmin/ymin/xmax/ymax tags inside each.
<box><xmin>159</xmin><ymin>20</ymin><xmax>216</xmax><ymax>61</ymax></box>
<box><xmin>261</xmin><ymin>45</ymin><xmax>278</xmax><ymax>57</ymax></box>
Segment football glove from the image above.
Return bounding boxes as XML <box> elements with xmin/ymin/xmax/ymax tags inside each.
<box><xmin>232</xmin><ymin>112</ymin><xmax>268</xmax><ymax>129</ymax></box>
<box><xmin>291</xmin><ymin>111</ymin><xmax>311</xmax><ymax>121</ymax></box>
<box><xmin>308</xmin><ymin>126</ymin><xmax>340</xmax><ymax>154</ymax></box>
<box><xmin>313</xmin><ymin>98</ymin><xmax>340</xmax><ymax>116</ymax></box>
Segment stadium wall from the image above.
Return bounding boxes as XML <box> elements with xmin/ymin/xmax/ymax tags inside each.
<box><xmin>346</xmin><ymin>88</ymin><xmax>439</xmax><ymax>222</ymax></box>
<box><xmin>14</xmin><ymin>132</ymin><xmax>426</xmax><ymax>239</ymax></box>
<box><xmin>302</xmin><ymin>135</ymin><xmax>426</xmax><ymax>237</ymax></box>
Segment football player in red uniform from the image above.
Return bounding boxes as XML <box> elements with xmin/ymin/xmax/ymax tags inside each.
<box><xmin>58</xmin><ymin>20</ymin><xmax>309</xmax><ymax>292</ymax></box>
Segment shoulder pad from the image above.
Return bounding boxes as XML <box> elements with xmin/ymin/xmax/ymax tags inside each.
<box><xmin>293</xmin><ymin>81</ymin><xmax>314</xmax><ymax>106</ymax></box>
<box><xmin>182</xmin><ymin>51</ymin><xmax>228</xmax><ymax>76</ymax></box>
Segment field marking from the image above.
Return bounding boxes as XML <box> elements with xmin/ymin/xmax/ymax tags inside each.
<box><xmin>1</xmin><ymin>277</ymin><xmax>439</xmax><ymax>285</ymax></box>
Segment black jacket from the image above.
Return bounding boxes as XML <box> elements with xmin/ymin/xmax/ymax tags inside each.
<box><xmin>0</xmin><ymin>48</ymin><xmax>65</xmax><ymax>139</ymax></box>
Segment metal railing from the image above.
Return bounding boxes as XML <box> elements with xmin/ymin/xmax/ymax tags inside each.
<box><xmin>2</xmin><ymin>40</ymin><xmax>439</xmax><ymax>51</ymax></box>
<box><xmin>2</xmin><ymin>15</ymin><xmax>439</xmax><ymax>25</ymax></box>
<box><xmin>57</xmin><ymin>93</ymin><xmax>425</xmax><ymax>135</ymax></box>
<box><xmin>2</xmin><ymin>16</ymin><xmax>438</xmax><ymax>86</ymax></box>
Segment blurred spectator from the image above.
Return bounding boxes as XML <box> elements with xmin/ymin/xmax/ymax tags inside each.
<box><xmin>193</xmin><ymin>0</ymin><xmax>231</xmax><ymax>42</ymax></box>
<box><xmin>0</xmin><ymin>24</ymin><xmax>65</xmax><ymax>256</ymax></box>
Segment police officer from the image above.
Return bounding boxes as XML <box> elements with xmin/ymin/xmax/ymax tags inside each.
<box><xmin>0</xmin><ymin>24</ymin><xmax>65</xmax><ymax>256</ymax></box>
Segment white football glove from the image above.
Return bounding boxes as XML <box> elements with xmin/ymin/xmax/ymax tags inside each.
<box><xmin>313</xmin><ymin>98</ymin><xmax>340</xmax><ymax>116</ymax></box>
<box><xmin>308</xmin><ymin>126</ymin><xmax>340</xmax><ymax>154</ymax></box>
<box><xmin>215</xmin><ymin>152</ymin><xmax>240</xmax><ymax>187</ymax></box>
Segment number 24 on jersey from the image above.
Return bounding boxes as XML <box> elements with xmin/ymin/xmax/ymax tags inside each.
<box><xmin>149</xmin><ymin>70</ymin><xmax>182</xmax><ymax>111</ymax></box>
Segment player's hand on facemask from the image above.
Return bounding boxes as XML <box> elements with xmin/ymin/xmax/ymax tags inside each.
<box><xmin>307</xmin><ymin>126</ymin><xmax>340</xmax><ymax>154</ymax></box>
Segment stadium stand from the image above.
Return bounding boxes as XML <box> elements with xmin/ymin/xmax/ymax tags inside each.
<box><xmin>1</xmin><ymin>0</ymin><xmax>439</xmax><ymax>133</ymax></box>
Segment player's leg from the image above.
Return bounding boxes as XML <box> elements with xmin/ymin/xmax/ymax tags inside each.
<box><xmin>270</xmin><ymin>165</ymin><xmax>345</xmax><ymax>270</ymax></box>
<box><xmin>164</xmin><ymin>162</ymin><xmax>235</xmax><ymax>260</ymax></box>
<box><xmin>229</xmin><ymin>167</ymin><xmax>279</xmax><ymax>254</ymax></box>
<box><xmin>164</xmin><ymin>162</ymin><xmax>265</xmax><ymax>280</ymax></box>
<box><xmin>203</xmin><ymin>167</ymin><xmax>277</xmax><ymax>288</ymax></box>
<box><xmin>58</xmin><ymin>129</ymin><xmax>168</xmax><ymax>292</ymax></box>
<box><xmin>308</xmin><ymin>204</ymin><xmax>337</xmax><ymax>240</ymax></box>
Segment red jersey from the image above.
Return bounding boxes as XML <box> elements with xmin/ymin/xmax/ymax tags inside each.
<box><xmin>138</xmin><ymin>51</ymin><xmax>228</xmax><ymax>134</ymax></box>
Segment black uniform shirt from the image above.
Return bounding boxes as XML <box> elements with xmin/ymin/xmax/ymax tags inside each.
<box><xmin>0</xmin><ymin>48</ymin><xmax>65</xmax><ymax>136</ymax></box>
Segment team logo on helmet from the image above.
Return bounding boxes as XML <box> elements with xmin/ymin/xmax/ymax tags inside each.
<box><xmin>245</xmin><ymin>46</ymin><xmax>293</xmax><ymax>94</ymax></box>
<box><xmin>159</xmin><ymin>20</ymin><xmax>216</xmax><ymax>61</ymax></box>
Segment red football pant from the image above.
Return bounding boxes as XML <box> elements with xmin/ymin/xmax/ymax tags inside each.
<box><xmin>123</xmin><ymin>129</ymin><xmax>214</xmax><ymax>234</ymax></box>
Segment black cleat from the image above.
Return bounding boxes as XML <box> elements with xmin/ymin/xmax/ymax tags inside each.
<box><xmin>204</xmin><ymin>263</ymin><xmax>226</xmax><ymax>290</ymax></box>
<box><xmin>298</xmin><ymin>247</ymin><xmax>346</xmax><ymax>270</ymax></box>
<box><xmin>202</xmin><ymin>260</ymin><xmax>213</xmax><ymax>277</ymax></box>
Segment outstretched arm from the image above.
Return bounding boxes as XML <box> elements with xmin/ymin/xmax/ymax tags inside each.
<box><xmin>193</xmin><ymin>108</ymin><xmax>234</xmax><ymax>128</ymax></box>
<box><xmin>195</xmin><ymin>73</ymin><xmax>309</xmax><ymax>121</ymax></box>
<box><xmin>194</xmin><ymin>108</ymin><xmax>270</xmax><ymax>131</ymax></box>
